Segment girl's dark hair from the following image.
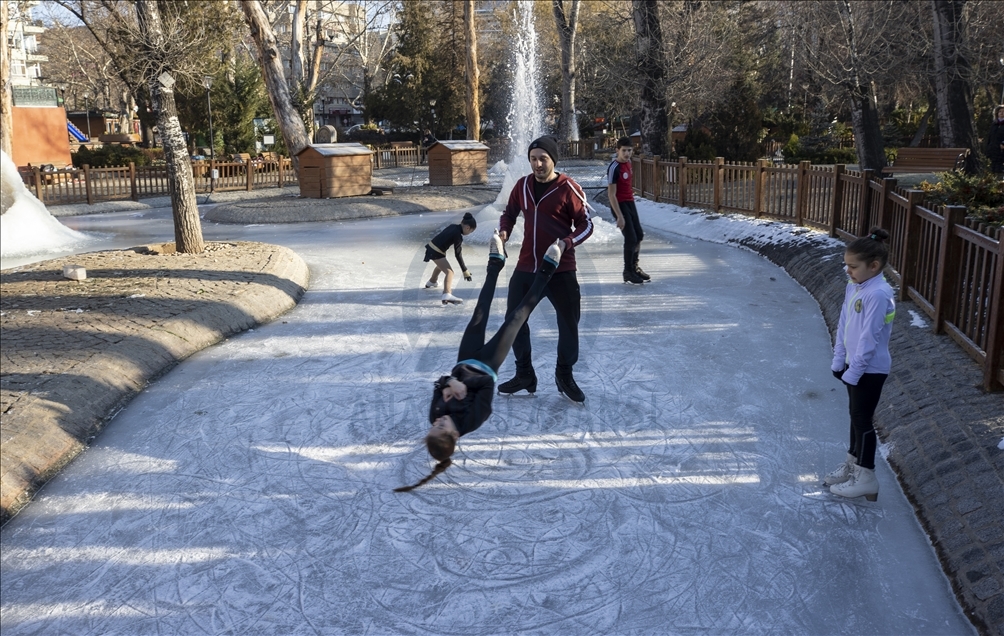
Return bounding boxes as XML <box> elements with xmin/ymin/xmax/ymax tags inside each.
<box><xmin>846</xmin><ymin>226</ymin><xmax>890</xmax><ymax>268</ymax></box>
<box><xmin>394</xmin><ymin>459</ymin><xmax>452</xmax><ymax>492</ymax></box>
<box><xmin>462</xmin><ymin>212</ymin><xmax>477</xmax><ymax>230</ymax></box>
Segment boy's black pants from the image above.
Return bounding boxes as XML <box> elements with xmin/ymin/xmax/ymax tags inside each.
<box><xmin>619</xmin><ymin>200</ymin><xmax>644</xmax><ymax>271</ymax></box>
<box><xmin>504</xmin><ymin>269</ymin><xmax>580</xmax><ymax>375</ymax></box>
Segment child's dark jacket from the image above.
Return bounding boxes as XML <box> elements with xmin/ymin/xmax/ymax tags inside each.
<box><xmin>428</xmin><ymin>363</ymin><xmax>494</xmax><ymax>437</ymax></box>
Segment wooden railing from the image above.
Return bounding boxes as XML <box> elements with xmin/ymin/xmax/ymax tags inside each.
<box><xmin>24</xmin><ymin>157</ymin><xmax>298</xmax><ymax>205</ymax></box>
<box><xmin>632</xmin><ymin>155</ymin><xmax>1004</xmax><ymax>391</ymax></box>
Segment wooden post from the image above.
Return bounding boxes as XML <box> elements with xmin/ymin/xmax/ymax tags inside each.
<box><xmin>246</xmin><ymin>159</ymin><xmax>254</xmax><ymax>191</ymax></box>
<box><xmin>83</xmin><ymin>164</ymin><xmax>93</xmax><ymax>205</ymax></box>
<box><xmin>129</xmin><ymin>162</ymin><xmax>138</xmax><ymax>201</ymax></box>
<box><xmin>795</xmin><ymin>160</ymin><xmax>810</xmax><ymax>226</ymax></box>
<box><xmin>679</xmin><ymin>156</ymin><xmax>687</xmax><ymax>207</ymax></box>
<box><xmin>32</xmin><ymin>166</ymin><xmax>43</xmax><ymax>201</ymax></box>
<box><xmin>753</xmin><ymin>159</ymin><xmax>767</xmax><ymax>218</ymax></box>
<box><xmin>829</xmin><ymin>165</ymin><xmax>845</xmax><ymax>237</ymax></box>
<box><xmin>713</xmin><ymin>157</ymin><xmax>724</xmax><ymax>212</ymax></box>
<box><xmin>878</xmin><ymin>177</ymin><xmax>897</xmax><ymax>230</ymax></box>
<box><xmin>982</xmin><ymin>227</ymin><xmax>1004</xmax><ymax>390</ymax></box>
<box><xmin>651</xmin><ymin>156</ymin><xmax>661</xmax><ymax>202</ymax></box>
<box><xmin>857</xmin><ymin>169</ymin><xmax>876</xmax><ymax>237</ymax></box>
<box><xmin>278</xmin><ymin>157</ymin><xmax>284</xmax><ymax>188</ymax></box>
<box><xmin>898</xmin><ymin>189</ymin><xmax>924</xmax><ymax>301</ymax></box>
<box><xmin>932</xmin><ymin>205</ymin><xmax>966</xmax><ymax>334</ymax></box>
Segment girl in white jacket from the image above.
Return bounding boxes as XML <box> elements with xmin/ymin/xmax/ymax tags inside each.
<box><xmin>824</xmin><ymin>227</ymin><xmax>895</xmax><ymax>501</ymax></box>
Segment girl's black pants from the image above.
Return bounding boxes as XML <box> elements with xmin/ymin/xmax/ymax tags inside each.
<box><xmin>457</xmin><ymin>258</ymin><xmax>556</xmax><ymax>372</ymax></box>
<box><xmin>845</xmin><ymin>372</ymin><xmax>887</xmax><ymax>470</ymax></box>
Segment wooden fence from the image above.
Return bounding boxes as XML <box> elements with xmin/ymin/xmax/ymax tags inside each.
<box><xmin>24</xmin><ymin>157</ymin><xmax>298</xmax><ymax>206</ymax></box>
<box><xmin>632</xmin><ymin>155</ymin><xmax>1004</xmax><ymax>391</ymax></box>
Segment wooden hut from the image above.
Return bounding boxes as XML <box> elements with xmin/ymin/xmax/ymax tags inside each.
<box><xmin>296</xmin><ymin>143</ymin><xmax>372</xmax><ymax>198</ymax></box>
<box><xmin>427</xmin><ymin>140</ymin><xmax>489</xmax><ymax>186</ymax></box>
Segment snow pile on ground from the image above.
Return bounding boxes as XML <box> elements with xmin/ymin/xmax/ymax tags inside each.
<box><xmin>0</xmin><ymin>150</ymin><xmax>92</xmax><ymax>258</ymax></box>
<box><xmin>634</xmin><ymin>198</ymin><xmax>846</xmax><ymax>253</ymax></box>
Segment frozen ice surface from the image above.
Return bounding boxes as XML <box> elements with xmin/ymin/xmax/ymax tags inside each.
<box><xmin>0</xmin><ymin>186</ymin><xmax>973</xmax><ymax>635</ymax></box>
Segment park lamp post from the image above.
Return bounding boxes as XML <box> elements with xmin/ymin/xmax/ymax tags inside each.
<box><xmin>82</xmin><ymin>92</ymin><xmax>92</xmax><ymax>142</ymax></box>
<box><xmin>430</xmin><ymin>98</ymin><xmax>436</xmax><ymax>137</ymax></box>
<box><xmin>203</xmin><ymin>74</ymin><xmax>215</xmax><ymax>193</ymax></box>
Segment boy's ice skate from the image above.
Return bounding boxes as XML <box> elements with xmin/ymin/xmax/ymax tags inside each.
<box><xmin>442</xmin><ymin>292</ymin><xmax>463</xmax><ymax>305</ymax></box>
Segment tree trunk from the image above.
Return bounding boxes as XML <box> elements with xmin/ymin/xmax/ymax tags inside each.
<box><xmin>931</xmin><ymin>0</ymin><xmax>980</xmax><ymax>173</ymax></box>
<box><xmin>837</xmin><ymin>0</ymin><xmax>886</xmax><ymax>172</ymax></box>
<box><xmin>553</xmin><ymin>0</ymin><xmax>580</xmax><ymax>142</ymax></box>
<box><xmin>0</xmin><ymin>0</ymin><xmax>13</xmax><ymax>160</ymax></box>
<box><xmin>910</xmin><ymin>97</ymin><xmax>935</xmax><ymax>147</ymax></box>
<box><xmin>632</xmin><ymin>0</ymin><xmax>669</xmax><ymax>156</ymax></box>
<box><xmin>135</xmin><ymin>1</ymin><xmax>204</xmax><ymax>253</ymax></box>
<box><xmin>241</xmin><ymin>0</ymin><xmax>310</xmax><ymax>172</ymax></box>
<box><xmin>464</xmin><ymin>0</ymin><xmax>480</xmax><ymax>141</ymax></box>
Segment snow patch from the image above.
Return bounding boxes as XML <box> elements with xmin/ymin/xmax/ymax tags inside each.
<box><xmin>908</xmin><ymin>310</ymin><xmax>929</xmax><ymax>329</ymax></box>
<box><xmin>0</xmin><ymin>150</ymin><xmax>93</xmax><ymax>259</ymax></box>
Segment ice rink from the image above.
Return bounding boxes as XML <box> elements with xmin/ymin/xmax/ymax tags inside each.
<box><xmin>0</xmin><ymin>194</ymin><xmax>974</xmax><ymax>634</ymax></box>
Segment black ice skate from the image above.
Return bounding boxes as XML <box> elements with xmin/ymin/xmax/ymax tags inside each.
<box><xmin>555</xmin><ymin>370</ymin><xmax>585</xmax><ymax>404</ymax></box>
<box><xmin>623</xmin><ymin>269</ymin><xmax>645</xmax><ymax>285</ymax></box>
<box><xmin>498</xmin><ymin>370</ymin><xmax>537</xmax><ymax>395</ymax></box>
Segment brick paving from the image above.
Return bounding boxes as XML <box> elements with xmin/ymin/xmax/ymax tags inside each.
<box><xmin>736</xmin><ymin>232</ymin><xmax>1004</xmax><ymax>636</ymax></box>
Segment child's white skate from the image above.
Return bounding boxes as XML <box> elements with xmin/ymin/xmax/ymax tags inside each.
<box><xmin>424</xmin><ymin>280</ymin><xmax>438</xmax><ymax>289</ymax></box>
<box><xmin>442</xmin><ymin>292</ymin><xmax>463</xmax><ymax>305</ymax></box>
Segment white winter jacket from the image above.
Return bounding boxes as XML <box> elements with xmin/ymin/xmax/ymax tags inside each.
<box><xmin>831</xmin><ymin>274</ymin><xmax>895</xmax><ymax>386</ymax></box>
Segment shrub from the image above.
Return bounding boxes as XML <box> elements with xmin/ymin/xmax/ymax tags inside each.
<box><xmin>72</xmin><ymin>145</ymin><xmax>152</xmax><ymax>168</ymax></box>
<box><xmin>916</xmin><ymin>171</ymin><xmax>1004</xmax><ymax>228</ymax></box>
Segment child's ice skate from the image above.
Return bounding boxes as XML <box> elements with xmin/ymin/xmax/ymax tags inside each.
<box><xmin>442</xmin><ymin>292</ymin><xmax>463</xmax><ymax>305</ymax></box>
<box><xmin>489</xmin><ymin>229</ymin><xmax>506</xmax><ymax>261</ymax></box>
<box><xmin>830</xmin><ymin>464</ymin><xmax>879</xmax><ymax>501</ymax></box>
<box><xmin>822</xmin><ymin>453</ymin><xmax>855</xmax><ymax>486</ymax></box>
<box><xmin>543</xmin><ymin>239</ymin><xmax>564</xmax><ymax>267</ymax></box>
<box><xmin>424</xmin><ymin>280</ymin><xmax>438</xmax><ymax>289</ymax></box>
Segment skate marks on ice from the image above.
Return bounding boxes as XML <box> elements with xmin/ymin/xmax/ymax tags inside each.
<box><xmin>0</xmin><ymin>219</ymin><xmax>972</xmax><ymax>635</ymax></box>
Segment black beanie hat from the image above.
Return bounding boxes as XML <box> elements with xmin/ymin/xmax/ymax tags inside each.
<box><xmin>528</xmin><ymin>135</ymin><xmax>559</xmax><ymax>164</ymax></box>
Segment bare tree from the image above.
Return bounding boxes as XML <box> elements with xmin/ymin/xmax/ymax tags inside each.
<box><xmin>792</xmin><ymin>0</ymin><xmax>912</xmax><ymax>171</ymax></box>
<box><xmin>464</xmin><ymin>0</ymin><xmax>480</xmax><ymax>141</ymax></box>
<box><xmin>241</xmin><ymin>0</ymin><xmax>310</xmax><ymax>169</ymax></box>
<box><xmin>931</xmin><ymin>0</ymin><xmax>980</xmax><ymax>172</ymax></box>
<box><xmin>135</xmin><ymin>0</ymin><xmax>203</xmax><ymax>253</ymax></box>
<box><xmin>553</xmin><ymin>0</ymin><xmax>580</xmax><ymax>142</ymax></box>
<box><xmin>1</xmin><ymin>0</ymin><xmax>12</xmax><ymax>159</ymax></box>
<box><xmin>632</xmin><ymin>0</ymin><xmax>669</xmax><ymax>155</ymax></box>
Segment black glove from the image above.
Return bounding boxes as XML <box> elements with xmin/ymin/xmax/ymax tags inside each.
<box><xmin>832</xmin><ymin>367</ymin><xmax>846</xmax><ymax>380</ymax></box>
<box><xmin>463</xmin><ymin>270</ymin><xmax>472</xmax><ymax>282</ymax></box>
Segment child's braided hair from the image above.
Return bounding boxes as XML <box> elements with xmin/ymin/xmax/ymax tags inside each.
<box><xmin>394</xmin><ymin>458</ymin><xmax>452</xmax><ymax>492</ymax></box>
<box><xmin>847</xmin><ymin>226</ymin><xmax>890</xmax><ymax>268</ymax></box>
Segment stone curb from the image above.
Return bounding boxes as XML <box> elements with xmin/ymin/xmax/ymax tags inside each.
<box><xmin>725</xmin><ymin>230</ymin><xmax>1003</xmax><ymax>636</ymax></box>
<box><xmin>0</xmin><ymin>243</ymin><xmax>309</xmax><ymax>524</ymax></box>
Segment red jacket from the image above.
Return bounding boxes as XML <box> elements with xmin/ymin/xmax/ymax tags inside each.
<box><xmin>499</xmin><ymin>173</ymin><xmax>594</xmax><ymax>273</ymax></box>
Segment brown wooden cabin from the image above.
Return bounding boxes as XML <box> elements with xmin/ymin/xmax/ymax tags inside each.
<box><xmin>296</xmin><ymin>143</ymin><xmax>373</xmax><ymax>198</ymax></box>
<box><xmin>427</xmin><ymin>140</ymin><xmax>489</xmax><ymax>186</ymax></box>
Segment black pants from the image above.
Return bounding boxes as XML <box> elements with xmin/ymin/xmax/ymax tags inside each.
<box><xmin>457</xmin><ymin>259</ymin><xmax>556</xmax><ymax>372</ymax></box>
<box><xmin>619</xmin><ymin>200</ymin><xmax>644</xmax><ymax>272</ymax></box>
<box><xmin>505</xmin><ymin>269</ymin><xmax>580</xmax><ymax>374</ymax></box>
<box><xmin>845</xmin><ymin>373</ymin><xmax>887</xmax><ymax>470</ymax></box>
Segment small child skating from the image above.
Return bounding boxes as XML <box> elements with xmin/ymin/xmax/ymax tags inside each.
<box><xmin>607</xmin><ymin>137</ymin><xmax>649</xmax><ymax>284</ymax></box>
<box><xmin>824</xmin><ymin>227</ymin><xmax>895</xmax><ymax>501</ymax></box>
<box><xmin>395</xmin><ymin>231</ymin><xmax>564</xmax><ymax>492</ymax></box>
<box><xmin>423</xmin><ymin>212</ymin><xmax>476</xmax><ymax>305</ymax></box>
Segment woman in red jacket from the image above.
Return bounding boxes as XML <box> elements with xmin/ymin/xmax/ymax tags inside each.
<box><xmin>396</xmin><ymin>232</ymin><xmax>564</xmax><ymax>492</ymax></box>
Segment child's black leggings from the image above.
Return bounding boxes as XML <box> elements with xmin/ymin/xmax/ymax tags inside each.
<box><xmin>457</xmin><ymin>258</ymin><xmax>556</xmax><ymax>372</ymax></box>
<box><xmin>845</xmin><ymin>373</ymin><xmax>887</xmax><ymax>470</ymax></box>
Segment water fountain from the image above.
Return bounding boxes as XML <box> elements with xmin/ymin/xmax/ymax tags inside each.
<box><xmin>0</xmin><ymin>150</ymin><xmax>91</xmax><ymax>262</ymax></box>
